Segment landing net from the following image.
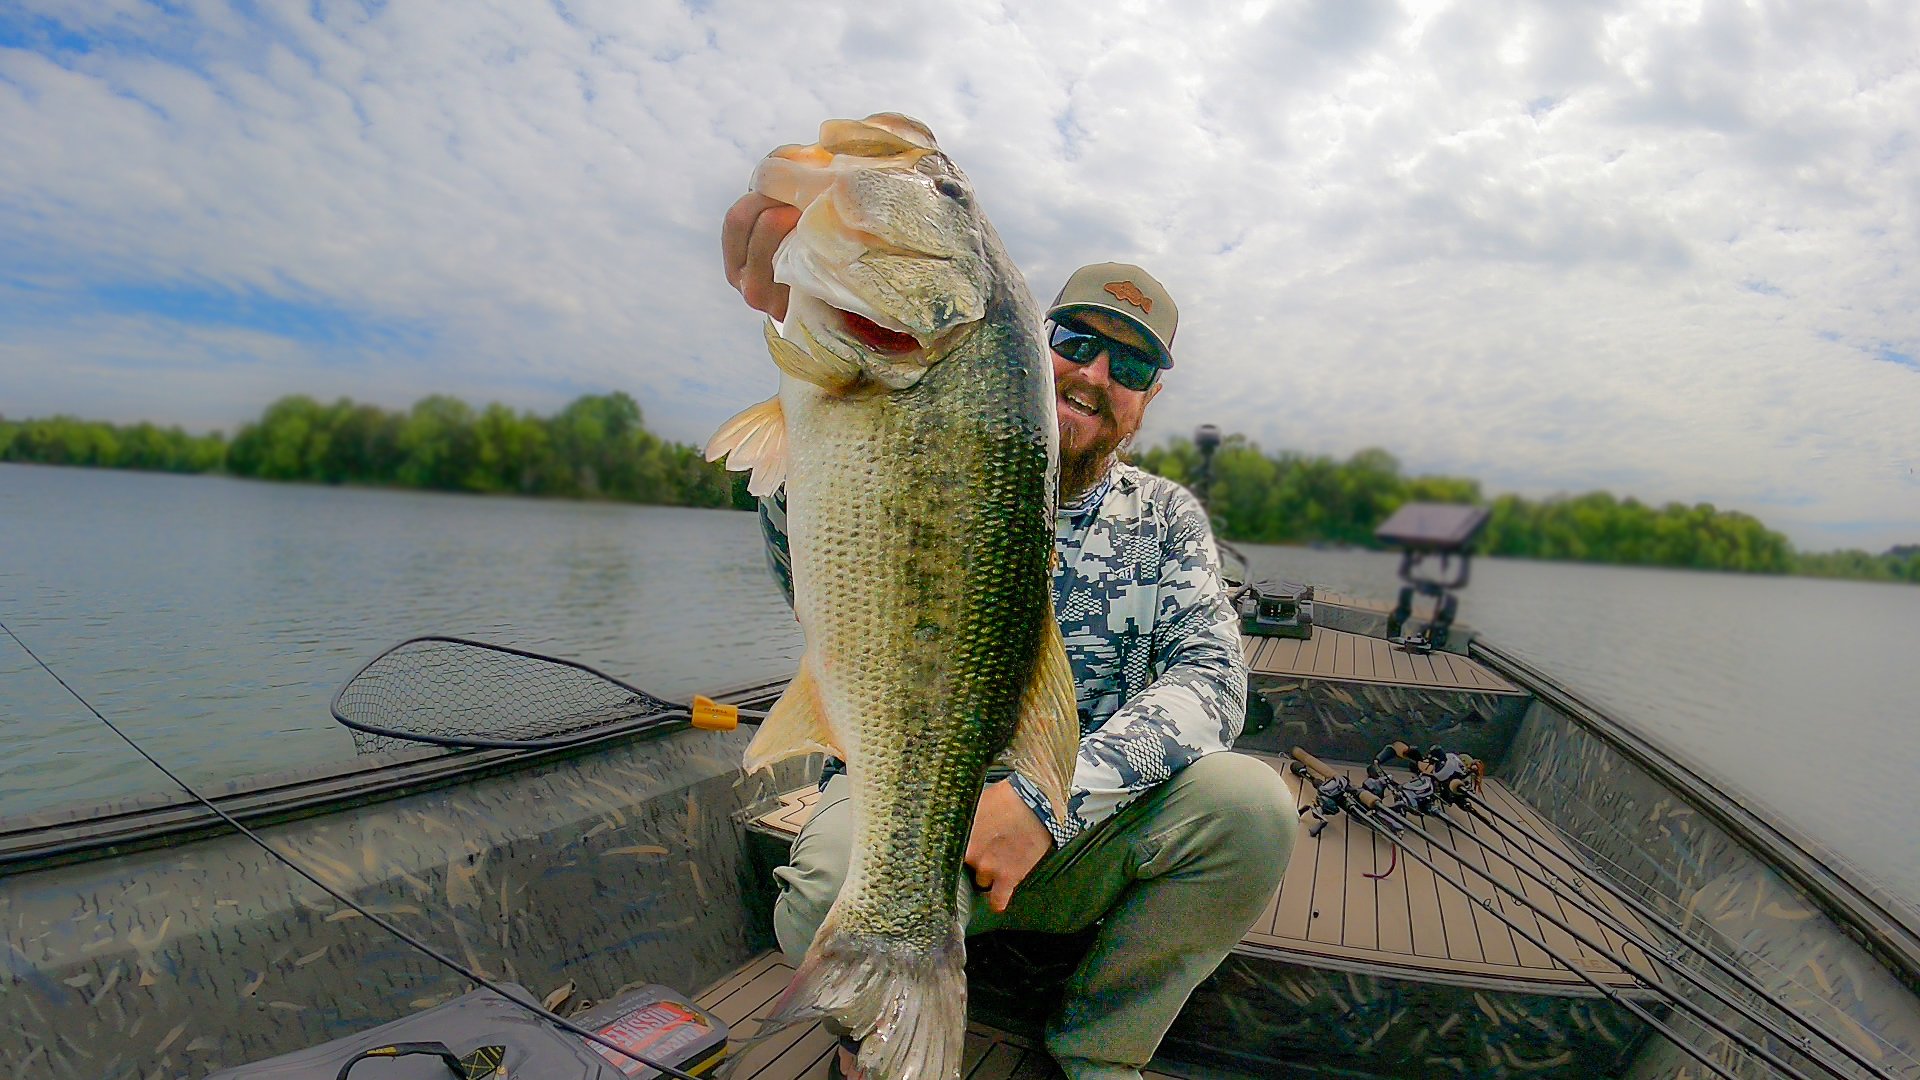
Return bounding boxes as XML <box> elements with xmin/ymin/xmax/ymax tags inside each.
<box><xmin>330</xmin><ymin>636</ymin><xmax>682</xmax><ymax>753</ymax></box>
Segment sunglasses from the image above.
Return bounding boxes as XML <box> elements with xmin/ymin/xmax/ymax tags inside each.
<box><xmin>1048</xmin><ymin>319</ymin><xmax>1162</xmax><ymax>393</ymax></box>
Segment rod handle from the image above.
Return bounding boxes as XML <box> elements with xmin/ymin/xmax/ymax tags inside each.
<box><xmin>1289</xmin><ymin>748</ymin><xmax>1382</xmax><ymax>808</ymax></box>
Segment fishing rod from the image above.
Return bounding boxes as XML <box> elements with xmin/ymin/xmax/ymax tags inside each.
<box><xmin>1293</xmin><ymin>749</ymin><xmax>1827</xmax><ymax>1080</ymax></box>
<box><xmin>1425</xmin><ymin>799</ymin><xmax>1889</xmax><ymax>1080</ymax></box>
<box><xmin>0</xmin><ymin>619</ymin><xmax>710</xmax><ymax>1080</ymax></box>
<box><xmin>1456</xmin><ymin>793</ymin><xmax>1899</xmax><ymax>1080</ymax></box>
<box><xmin>1335</xmin><ymin>801</ymin><xmax>1752</xmax><ymax>1080</ymax></box>
<box><xmin>1356</xmin><ymin>741</ymin><xmax>1895</xmax><ymax>1078</ymax></box>
<box><xmin>1360</xmin><ymin>738</ymin><xmax>1900</xmax><ymax>1078</ymax></box>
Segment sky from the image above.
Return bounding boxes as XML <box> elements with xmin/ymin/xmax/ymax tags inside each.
<box><xmin>1</xmin><ymin>0</ymin><xmax>1916</xmax><ymax>551</ymax></box>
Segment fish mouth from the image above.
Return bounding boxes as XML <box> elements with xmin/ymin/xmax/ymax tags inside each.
<box><xmin>834</xmin><ymin>307</ymin><xmax>923</xmax><ymax>355</ymax></box>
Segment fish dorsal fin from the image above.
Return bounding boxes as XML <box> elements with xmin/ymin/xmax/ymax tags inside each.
<box><xmin>766</xmin><ymin>318</ymin><xmax>862</xmax><ymax>391</ymax></box>
<box><xmin>743</xmin><ymin>658</ymin><xmax>844</xmax><ymax>774</ymax></box>
<box><xmin>995</xmin><ymin>614</ymin><xmax>1079</xmax><ymax>822</ymax></box>
<box><xmin>704</xmin><ymin>396</ymin><xmax>789</xmax><ymax>497</ymax></box>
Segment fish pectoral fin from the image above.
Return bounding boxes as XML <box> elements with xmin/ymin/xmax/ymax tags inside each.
<box><xmin>704</xmin><ymin>396</ymin><xmax>789</xmax><ymax>497</ymax></box>
<box><xmin>743</xmin><ymin>660</ymin><xmax>844</xmax><ymax>774</ymax></box>
<box><xmin>766</xmin><ymin>318</ymin><xmax>863</xmax><ymax>391</ymax></box>
<box><xmin>996</xmin><ymin>615</ymin><xmax>1079</xmax><ymax>822</ymax></box>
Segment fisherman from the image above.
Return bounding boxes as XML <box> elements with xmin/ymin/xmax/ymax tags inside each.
<box><xmin>722</xmin><ymin>193</ymin><xmax>1296</xmax><ymax>1080</ymax></box>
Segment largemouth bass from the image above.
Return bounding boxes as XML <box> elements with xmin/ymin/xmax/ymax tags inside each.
<box><xmin>706</xmin><ymin>113</ymin><xmax>1080</xmax><ymax>1080</ymax></box>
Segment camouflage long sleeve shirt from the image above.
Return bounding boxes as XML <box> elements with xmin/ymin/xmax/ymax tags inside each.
<box><xmin>758</xmin><ymin>461</ymin><xmax>1248</xmax><ymax>847</ymax></box>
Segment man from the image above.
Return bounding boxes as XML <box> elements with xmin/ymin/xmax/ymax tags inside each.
<box><xmin>722</xmin><ymin>193</ymin><xmax>1295</xmax><ymax>1080</ymax></box>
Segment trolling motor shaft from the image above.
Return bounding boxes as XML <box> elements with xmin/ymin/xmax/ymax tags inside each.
<box><xmin>1374</xmin><ymin>502</ymin><xmax>1490</xmax><ymax>653</ymax></box>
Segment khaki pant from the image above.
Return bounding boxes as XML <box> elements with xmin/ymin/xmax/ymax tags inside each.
<box><xmin>772</xmin><ymin>751</ymin><xmax>1296</xmax><ymax>1080</ymax></box>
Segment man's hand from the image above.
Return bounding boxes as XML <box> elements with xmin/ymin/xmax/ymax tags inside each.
<box><xmin>965</xmin><ymin>780</ymin><xmax>1055</xmax><ymax>913</ymax></box>
<box><xmin>722</xmin><ymin>192</ymin><xmax>800</xmax><ymax>320</ymax></box>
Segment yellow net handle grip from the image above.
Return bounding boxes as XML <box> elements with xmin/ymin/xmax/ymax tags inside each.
<box><xmin>690</xmin><ymin>696</ymin><xmax>740</xmax><ymax>731</ymax></box>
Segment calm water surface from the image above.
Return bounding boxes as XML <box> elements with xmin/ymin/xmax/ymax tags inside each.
<box><xmin>3</xmin><ymin>464</ymin><xmax>1915</xmax><ymax>916</ymax></box>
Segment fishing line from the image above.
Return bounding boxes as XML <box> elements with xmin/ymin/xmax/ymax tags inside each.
<box><xmin>0</xmin><ymin>619</ymin><xmax>707</xmax><ymax>1080</ymax></box>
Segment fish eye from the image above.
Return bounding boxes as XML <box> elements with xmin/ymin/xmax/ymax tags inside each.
<box><xmin>935</xmin><ymin>178</ymin><xmax>967</xmax><ymax>201</ymax></box>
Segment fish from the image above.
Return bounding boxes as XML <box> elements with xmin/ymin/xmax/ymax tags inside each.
<box><xmin>706</xmin><ymin>113</ymin><xmax>1080</xmax><ymax>1080</ymax></box>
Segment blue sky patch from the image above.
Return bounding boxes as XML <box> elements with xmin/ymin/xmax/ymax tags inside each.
<box><xmin>1874</xmin><ymin>344</ymin><xmax>1917</xmax><ymax>370</ymax></box>
<box><xmin>89</xmin><ymin>282</ymin><xmax>430</xmax><ymax>352</ymax></box>
<box><xmin>0</xmin><ymin>12</ymin><xmax>97</xmax><ymax>55</ymax></box>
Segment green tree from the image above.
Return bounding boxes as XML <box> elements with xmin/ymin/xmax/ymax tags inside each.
<box><xmin>1135</xmin><ymin>432</ymin><xmax>1815</xmax><ymax>579</ymax></box>
<box><xmin>394</xmin><ymin>395</ymin><xmax>480</xmax><ymax>491</ymax></box>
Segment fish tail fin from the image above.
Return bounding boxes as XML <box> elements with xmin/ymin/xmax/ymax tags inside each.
<box><xmin>769</xmin><ymin>916</ymin><xmax>967</xmax><ymax>1080</ymax></box>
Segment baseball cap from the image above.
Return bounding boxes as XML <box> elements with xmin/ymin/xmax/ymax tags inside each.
<box><xmin>1045</xmin><ymin>262</ymin><xmax>1179</xmax><ymax>369</ymax></box>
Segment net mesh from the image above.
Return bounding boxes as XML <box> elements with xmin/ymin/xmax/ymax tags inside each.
<box><xmin>332</xmin><ymin>637</ymin><xmax>681</xmax><ymax>753</ymax></box>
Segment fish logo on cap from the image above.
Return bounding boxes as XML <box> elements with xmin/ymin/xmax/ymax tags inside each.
<box><xmin>1103</xmin><ymin>281</ymin><xmax>1153</xmax><ymax>314</ymax></box>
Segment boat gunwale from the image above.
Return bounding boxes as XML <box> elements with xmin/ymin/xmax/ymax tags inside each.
<box><xmin>1471</xmin><ymin>638</ymin><xmax>1920</xmax><ymax>995</ymax></box>
<box><xmin>1228</xmin><ymin>937</ymin><xmax>1669</xmax><ymax>1002</ymax></box>
<box><xmin>0</xmin><ymin>675</ymin><xmax>792</xmax><ymax>876</ymax></box>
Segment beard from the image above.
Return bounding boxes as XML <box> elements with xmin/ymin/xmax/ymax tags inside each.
<box><xmin>1059</xmin><ymin>420</ymin><xmax>1129</xmax><ymax>504</ymax></box>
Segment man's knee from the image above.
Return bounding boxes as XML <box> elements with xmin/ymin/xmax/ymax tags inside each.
<box><xmin>1171</xmin><ymin>752</ymin><xmax>1297</xmax><ymax>886</ymax></box>
<box><xmin>772</xmin><ymin>777</ymin><xmax>854</xmax><ymax>963</ymax></box>
<box><xmin>772</xmin><ymin>868</ymin><xmax>832</xmax><ymax>963</ymax></box>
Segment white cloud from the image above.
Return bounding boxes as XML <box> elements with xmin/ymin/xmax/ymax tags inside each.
<box><xmin>1</xmin><ymin>0</ymin><xmax>1916</xmax><ymax>549</ymax></box>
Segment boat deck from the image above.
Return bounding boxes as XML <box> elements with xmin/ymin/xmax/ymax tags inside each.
<box><xmin>1251</xmin><ymin>758</ymin><xmax>1656</xmax><ymax>991</ymax></box>
<box><xmin>1243</xmin><ymin>625</ymin><xmax>1523</xmax><ymax>694</ymax></box>
<box><xmin>752</xmin><ymin>753</ymin><xmax>1656</xmax><ymax>996</ymax></box>
<box><xmin>696</xmin><ymin>952</ymin><xmax>1198</xmax><ymax>1080</ymax></box>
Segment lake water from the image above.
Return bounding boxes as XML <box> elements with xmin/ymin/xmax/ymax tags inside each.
<box><xmin>3</xmin><ymin>463</ymin><xmax>1915</xmax><ymax>918</ymax></box>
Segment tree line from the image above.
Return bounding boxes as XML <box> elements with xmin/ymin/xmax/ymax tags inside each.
<box><xmin>0</xmin><ymin>414</ymin><xmax>227</xmax><ymax>473</ymax></box>
<box><xmin>2</xmin><ymin>393</ymin><xmax>748</xmax><ymax>509</ymax></box>
<box><xmin>4</xmin><ymin>404</ymin><xmax>1914</xmax><ymax>584</ymax></box>
<box><xmin>1135</xmin><ymin>434</ymin><xmax>1918</xmax><ymax>584</ymax></box>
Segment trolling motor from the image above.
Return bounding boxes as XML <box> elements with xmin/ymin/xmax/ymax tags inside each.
<box><xmin>1375</xmin><ymin>502</ymin><xmax>1490</xmax><ymax>653</ymax></box>
<box><xmin>1191</xmin><ymin>424</ymin><xmax>1314</xmax><ymax>640</ymax></box>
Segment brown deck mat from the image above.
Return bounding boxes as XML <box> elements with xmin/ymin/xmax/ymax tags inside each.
<box><xmin>696</xmin><ymin>952</ymin><xmax>1195</xmax><ymax>1080</ymax></box>
<box><xmin>752</xmin><ymin>753</ymin><xmax>1657</xmax><ymax>997</ymax></box>
<box><xmin>1249</xmin><ymin>757</ymin><xmax>1657</xmax><ymax>992</ymax></box>
<box><xmin>1243</xmin><ymin>627</ymin><xmax>1522</xmax><ymax>695</ymax></box>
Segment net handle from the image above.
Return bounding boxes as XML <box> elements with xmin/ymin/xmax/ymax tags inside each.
<box><xmin>328</xmin><ymin>635</ymin><xmax>722</xmax><ymax>752</ymax></box>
